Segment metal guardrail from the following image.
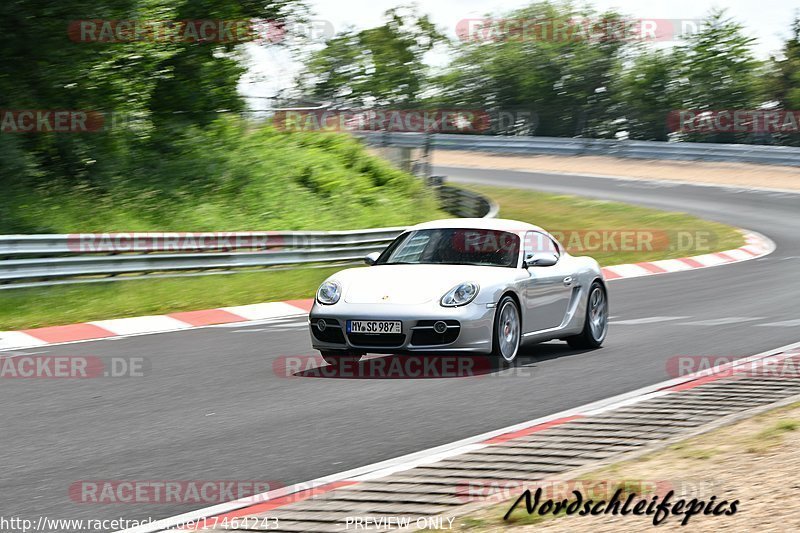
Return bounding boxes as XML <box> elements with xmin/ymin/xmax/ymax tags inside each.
<box><xmin>0</xmin><ymin>229</ymin><xmax>405</xmax><ymax>256</ymax></box>
<box><xmin>358</xmin><ymin>132</ymin><xmax>800</xmax><ymax>167</ymax></box>
<box><xmin>0</xmin><ymin>185</ymin><xmax>497</xmax><ymax>288</ymax></box>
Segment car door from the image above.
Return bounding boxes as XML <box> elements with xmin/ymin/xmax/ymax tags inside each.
<box><xmin>520</xmin><ymin>231</ymin><xmax>574</xmax><ymax>332</ymax></box>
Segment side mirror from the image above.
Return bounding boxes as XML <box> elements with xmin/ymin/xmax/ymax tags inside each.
<box><xmin>364</xmin><ymin>251</ymin><xmax>381</xmax><ymax>266</ymax></box>
<box><xmin>523</xmin><ymin>252</ymin><xmax>558</xmax><ymax>268</ymax></box>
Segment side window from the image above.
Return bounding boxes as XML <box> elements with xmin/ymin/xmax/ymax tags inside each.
<box><xmin>524</xmin><ymin>231</ymin><xmax>560</xmax><ymax>258</ymax></box>
<box><xmin>383</xmin><ymin>231</ymin><xmax>432</xmax><ymax>263</ymax></box>
<box><xmin>394</xmin><ymin>232</ymin><xmax>432</xmax><ymax>262</ymax></box>
<box><xmin>377</xmin><ymin>232</ymin><xmax>409</xmax><ymax>264</ymax></box>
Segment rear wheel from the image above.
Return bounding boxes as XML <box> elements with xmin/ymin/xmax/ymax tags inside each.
<box><xmin>566</xmin><ymin>281</ymin><xmax>608</xmax><ymax>349</ymax></box>
<box><xmin>320</xmin><ymin>351</ymin><xmax>363</xmax><ymax>365</ymax></box>
<box><xmin>492</xmin><ymin>296</ymin><xmax>521</xmax><ymax>363</ymax></box>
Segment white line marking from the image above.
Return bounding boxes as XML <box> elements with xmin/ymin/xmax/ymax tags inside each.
<box><xmin>647</xmin><ymin>258</ymin><xmax>694</xmax><ymax>272</ymax></box>
<box><xmin>582</xmin><ymin>390</ymin><xmax>672</xmax><ymax>416</ymax></box>
<box><xmin>351</xmin><ymin>444</ymin><xmax>489</xmax><ymax>482</ymax></box>
<box><xmin>691</xmin><ymin>254</ymin><xmax>731</xmax><ymax>267</ymax></box>
<box><xmin>221</xmin><ymin>302</ymin><xmax>307</xmax><ymax>321</ymax></box>
<box><xmin>211</xmin><ymin>316</ymin><xmax>306</xmax><ymax>328</ymax></box>
<box><xmin>254</xmin><ymin>326</ymin><xmax>309</xmax><ymax>333</ymax></box>
<box><xmin>610</xmin><ymin>316</ymin><xmax>690</xmax><ymax>325</ymax></box>
<box><xmin>90</xmin><ymin>315</ymin><xmax>191</xmax><ymax>336</ymax></box>
<box><xmin>677</xmin><ymin>317</ymin><xmax>766</xmax><ymax>326</ymax></box>
<box><xmin>117</xmin><ymin>340</ymin><xmax>800</xmax><ymax>533</ymax></box>
<box><xmin>0</xmin><ymin>332</ymin><xmax>48</xmax><ymax>351</ymax></box>
<box><xmin>755</xmin><ymin>319</ymin><xmax>800</xmax><ymax>327</ymax></box>
<box><xmin>603</xmin><ymin>264</ymin><xmax>652</xmax><ymax>278</ymax></box>
<box><xmin>0</xmin><ymin>350</ymin><xmax>49</xmax><ymax>359</ymax></box>
<box><xmin>723</xmin><ymin>249</ymin><xmax>755</xmax><ymax>261</ymax></box>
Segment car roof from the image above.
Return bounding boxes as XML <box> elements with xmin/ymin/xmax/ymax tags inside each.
<box><xmin>408</xmin><ymin>218</ymin><xmax>546</xmax><ymax>234</ymax></box>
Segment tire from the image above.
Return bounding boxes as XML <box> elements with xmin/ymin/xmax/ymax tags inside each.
<box><xmin>320</xmin><ymin>351</ymin><xmax>363</xmax><ymax>365</ymax></box>
<box><xmin>566</xmin><ymin>281</ymin><xmax>608</xmax><ymax>349</ymax></box>
<box><xmin>492</xmin><ymin>296</ymin><xmax>521</xmax><ymax>363</ymax></box>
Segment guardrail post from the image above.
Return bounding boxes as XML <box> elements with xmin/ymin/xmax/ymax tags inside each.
<box><xmin>427</xmin><ymin>175</ymin><xmax>445</xmax><ymax>188</ymax></box>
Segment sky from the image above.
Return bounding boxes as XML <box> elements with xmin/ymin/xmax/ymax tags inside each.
<box><xmin>307</xmin><ymin>0</ymin><xmax>796</xmax><ymax>54</ymax></box>
<box><xmin>241</xmin><ymin>0</ymin><xmax>799</xmax><ymax>104</ymax></box>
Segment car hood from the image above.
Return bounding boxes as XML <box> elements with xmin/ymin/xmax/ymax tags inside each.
<box><xmin>335</xmin><ymin>264</ymin><xmax>517</xmax><ymax>305</ymax></box>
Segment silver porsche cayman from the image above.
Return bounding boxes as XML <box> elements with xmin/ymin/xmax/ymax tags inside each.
<box><xmin>309</xmin><ymin>218</ymin><xmax>608</xmax><ymax>364</ymax></box>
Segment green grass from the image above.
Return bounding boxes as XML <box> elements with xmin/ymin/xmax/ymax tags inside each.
<box><xmin>458</xmin><ymin>489</ymin><xmax>570</xmax><ymax>529</ymax></box>
<box><xmin>0</xmin><ymin>268</ymin><xmax>341</xmax><ymax>330</ymax></box>
<box><xmin>758</xmin><ymin>419</ymin><xmax>800</xmax><ymax>437</ymax></box>
<box><xmin>746</xmin><ymin>418</ymin><xmax>800</xmax><ymax>453</ymax></box>
<box><xmin>671</xmin><ymin>443</ymin><xmax>717</xmax><ymax>460</ymax></box>
<box><xmin>0</xmin><ymin>124</ymin><xmax>445</xmax><ymax>233</ymax></box>
<box><xmin>0</xmin><ymin>184</ymin><xmax>745</xmax><ymax>330</ymax></box>
<box><xmin>469</xmin><ymin>184</ymin><xmax>744</xmax><ymax>265</ymax></box>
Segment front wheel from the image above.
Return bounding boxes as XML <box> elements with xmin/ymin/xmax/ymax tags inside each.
<box><xmin>566</xmin><ymin>281</ymin><xmax>608</xmax><ymax>349</ymax></box>
<box><xmin>492</xmin><ymin>296</ymin><xmax>521</xmax><ymax>363</ymax></box>
<box><xmin>320</xmin><ymin>351</ymin><xmax>363</xmax><ymax>365</ymax></box>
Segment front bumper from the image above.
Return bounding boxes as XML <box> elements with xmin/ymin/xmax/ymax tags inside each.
<box><xmin>308</xmin><ymin>299</ymin><xmax>495</xmax><ymax>354</ymax></box>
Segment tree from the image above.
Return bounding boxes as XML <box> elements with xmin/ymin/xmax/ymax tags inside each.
<box><xmin>612</xmin><ymin>49</ymin><xmax>681</xmax><ymax>141</ymax></box>
<box><xmin>675</xmin><ymin>10</ymin><xmax>760</xmax><ymax>109</ymax></box>
<box><xmin>300</xmin><ymin>6</ymin><xmax>445</xmax><ymax>107</ymax></box>
<box><xmin>0</xmin><ymin>0</ymin><xmax>303</xmax><ymax>185</ymax></box>
<box><xmin>762</xmin><ymin>17</ymin><xmax>800</xmax><ymax>145</ymax></box>
<box><xmin>670</xmin><ymin>9</ymin><xmax>762</xmax><ymax>142</ymax></box>
<box><xmin>773</xmin><ymin>17</ymin><xmax>800</xmax><ymax>109</ymax></box>
<box><xmin>434</xmin><ymin>1</ymin><xmax>626</xmax><ymax>137</ymax></box>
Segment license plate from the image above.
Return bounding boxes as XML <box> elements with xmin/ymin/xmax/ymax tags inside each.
<box><xmin>347</xmin><ymin>320</ymin><xmax>402</xmax><ymax>334</ymax></box>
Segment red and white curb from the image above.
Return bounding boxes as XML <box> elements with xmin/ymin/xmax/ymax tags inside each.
<box><xmin>0</xmin><ymin>300</ymin><xmax>313</xmax><ymax>352</ymax></box>
<box><xmin>119</xmin><ymin>339</ymin><xmax>800</xmax><ymax>533</ymax></box>
<box><xmin>600</xmin><ymin>230</ymin><xmax>773</xmax><ymax>280</ymax></box>
<box><xmin>0</xmin><ymin>230</ymin><xmax>774</xmax><ymax>353</ymax></box>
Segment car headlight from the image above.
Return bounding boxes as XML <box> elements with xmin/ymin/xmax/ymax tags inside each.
<box><xmin>317</xmin><ymin>280</ymin><xmax>342</xmax><ymax>305</ymax></box>
<box><xmin>441</xmin><ymin>282</ymin><xmax>479</xmax><ymax>307</ymax></box>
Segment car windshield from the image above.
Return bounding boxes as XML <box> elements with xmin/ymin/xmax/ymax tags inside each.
<box><xmin>378</xmin><ymin>228</ymin><xmax>520</xmax><ymax>268</ymax></box>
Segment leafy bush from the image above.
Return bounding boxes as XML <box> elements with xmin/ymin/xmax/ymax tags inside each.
<box><xmin>0</xmin><ymin>119</ymin><xmax>442</xmax><ymax>232</ymax></box>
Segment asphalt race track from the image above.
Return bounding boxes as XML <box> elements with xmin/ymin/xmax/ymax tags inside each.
<box><xmin>1</xmin><ymin>167</ymin><xmax>798</xmax><ymax>529</ymax></box>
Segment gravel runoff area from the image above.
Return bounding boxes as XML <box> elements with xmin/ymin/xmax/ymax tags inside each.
<box><xmin>460</xmin><ymin>398</ymin><xmax>800</xmax><ymax>532</ymax></box>
<box><xmin>433</xmin><ymin>151</ymin><xmax>800</xmax><ymax>191</ymax></box>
